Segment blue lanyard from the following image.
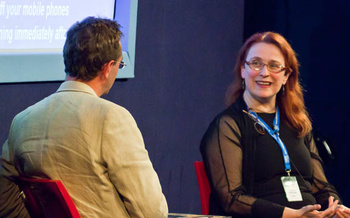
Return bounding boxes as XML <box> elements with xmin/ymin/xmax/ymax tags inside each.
<box><xmin>246</xmin><ymin>106</ymin><xmax>291</xmax><ymax>176</ymax></box>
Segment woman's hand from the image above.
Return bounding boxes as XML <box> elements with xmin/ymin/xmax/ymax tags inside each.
<box><xmin>334</xmin><ymin>205</ymin><xmax>350</xmax><ymax>218</ymax></box>
<box><xmin>283</xmin><ymin>196</ymin><xmax>339</xmax><ymax>218</ymax></box>
<box><xmin>283</xmin><ymin>204</ymin><xmax>321</xmax><ymax>218</ymax></box>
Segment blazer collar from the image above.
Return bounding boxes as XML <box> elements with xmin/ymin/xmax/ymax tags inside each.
<box><xmin>56</xmin><ymin>81</ymin><xmax>98</xmax><ymax>97</ymax></box>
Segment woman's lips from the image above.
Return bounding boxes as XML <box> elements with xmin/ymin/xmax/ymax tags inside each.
<box><xmin>256</xmin><ymin>81</ymin><xmax>272</xmax><ymax>86</ymax></box>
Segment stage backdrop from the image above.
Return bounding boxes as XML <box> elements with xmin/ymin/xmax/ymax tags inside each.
<box><xmin>1</xmin><ymin>0</ymin><xmax>348</xmax><ymax>214</ymax></box>
<box><xmin>0</xmin><ymin>0</ymin><xmax>244</xmax><ymax>214</ymax></box>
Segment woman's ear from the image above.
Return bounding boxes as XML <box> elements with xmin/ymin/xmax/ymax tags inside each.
<box><xmin>282</xmin><ymin>71</ymin><xmax>291</xmax><ymax>85</ymax></box>
<box><xmin>241</xmin><ymin>65</ymin><xmax>245</xmax><ymax>79</ymax></box>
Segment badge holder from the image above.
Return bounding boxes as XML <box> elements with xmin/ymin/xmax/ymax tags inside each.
<box><xmin>281</xmin><ymin>170</ymin><xmax>303</xmax><ymax>202</ymax></box>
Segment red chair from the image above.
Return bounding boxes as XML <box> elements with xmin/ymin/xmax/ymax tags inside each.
<box><xmin>18</xmin><ymin>177</ymin><xmax>80</xmax><ymax>218</ymax></box>
<box><xmin>194</xmin><ymin>161</ymin><xmax>211</xmax><ymax>215</ymax></box>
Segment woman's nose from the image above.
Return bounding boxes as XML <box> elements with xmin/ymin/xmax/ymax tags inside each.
<box><xmin>259</xmin><ymin>65</ymin><xmax>270</xmax><ymax>76</ymax></box>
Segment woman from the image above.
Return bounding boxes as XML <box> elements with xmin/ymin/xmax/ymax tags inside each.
<box><xmin>200</xmin><ymin>32</ymin><xmax>350</xmax><ymax>217</ymax></box>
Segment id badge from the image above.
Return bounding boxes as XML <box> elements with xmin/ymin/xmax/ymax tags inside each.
<box><xmin>281</xmin><ymin>176</ymin><xmax>303</xmax><ymax>202</ymax></box>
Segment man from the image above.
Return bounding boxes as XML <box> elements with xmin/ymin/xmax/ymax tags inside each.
<box><xmin>0</xmin><ymin>17</ymin><xmax>168</xmax><ymax>217</ymax></box>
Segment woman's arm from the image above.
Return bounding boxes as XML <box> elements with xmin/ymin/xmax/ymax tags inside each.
<box><xmin>307</xmin><ymin>133</ymin><xmax>342</xmax><ymax>208</ymax></box>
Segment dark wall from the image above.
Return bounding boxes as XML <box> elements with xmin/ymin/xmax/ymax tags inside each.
<box><xmin>245</xmin><ymin>0</ymin><xmax>350</xmax><ymax>205</ymax></box>
<box><xmin>0</xmin><ymin>0</ymin><xmax>244</xmax><ymax>214</ymax></box>
<box><xmin>108</xmin><ymin>1</ymin><xmax>244</xmax><ymax>213</ymax></box>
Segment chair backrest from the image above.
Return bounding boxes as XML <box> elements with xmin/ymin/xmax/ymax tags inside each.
<box><xmin>18</xmin><ymin>177</ymin><xmax>80</xmax><ymax>218</ymax></box>
<box><xmin>194</xmin><ymin>161</ymin><xmax>211</xmax><ymax>215</ymax></box>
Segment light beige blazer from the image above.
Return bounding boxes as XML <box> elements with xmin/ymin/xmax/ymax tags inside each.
<box><xmin>0</xmin><ymin>81</ymin><xmax>168</xmax><ymax>218</ymax></box>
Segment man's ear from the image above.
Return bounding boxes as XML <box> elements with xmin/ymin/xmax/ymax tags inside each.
<box><xmin>101</xmin><ymin>60</ymin><xmax>115</xmax><ymax>79</ymax></box>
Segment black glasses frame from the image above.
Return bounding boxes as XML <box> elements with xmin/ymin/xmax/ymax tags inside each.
<box><xmin>118</xmin><ymin>60</ymin><xmax>126</xmax><ymax>69</ymax></box>
<box><xmin>113</xmin><ymin>60</ymin><xmax>126</xmax><ymax>69</ymax></box>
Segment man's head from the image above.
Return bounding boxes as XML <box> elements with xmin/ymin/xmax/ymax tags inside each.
<box><xmin>63</xmin><ymin>17</ymin><xmax>123</xmax><ymax>82</ymax></box>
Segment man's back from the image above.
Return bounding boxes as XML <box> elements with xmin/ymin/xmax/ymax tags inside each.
<box><xmin>3</xmin><ymin>81</ymin><xmax>167</xmax><ymax>217</ymax></box>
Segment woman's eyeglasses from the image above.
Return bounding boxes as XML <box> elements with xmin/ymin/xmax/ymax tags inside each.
<box><xmin>245</xmin><ymin>60</ymin><xmax>285</xmax><ymax>73</ymax></box>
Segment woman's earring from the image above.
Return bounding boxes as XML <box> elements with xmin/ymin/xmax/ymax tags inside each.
<box><xmin>242</xmin><ymin>80</ymin><xmax>245</xmax><ymax>90</ymax></box>
<box><xmin>282</xmin><ymin>85</ymin><xmax>285</xmax><ymax>95</ymax></box>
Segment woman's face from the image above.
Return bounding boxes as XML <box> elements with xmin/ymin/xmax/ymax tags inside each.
<box><xmin>241</xmin><ymin>42</ymin><xmax>289</xmax><ymax>104</ymax></box>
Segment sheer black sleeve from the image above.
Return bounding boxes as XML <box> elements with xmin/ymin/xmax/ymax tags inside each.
<box><xmin>307</xmin><ymin>133</ymin><xmax>342</xmax><ymax>209</ymax></box>
<box><xmin>201</xmin><ymin>115</ymin><xmax>285</xmax><ymax>217</ymax></box>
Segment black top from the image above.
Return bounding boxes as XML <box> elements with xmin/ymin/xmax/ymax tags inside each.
<box><xmin>200</xmin><ymin>96</ymin><xmax>341</xmax><ymax>218</ymax></box>
<box><xmin>253</xmin><ymin>113</ymin><xmax>315</xmax><ymax>208</ymax></box>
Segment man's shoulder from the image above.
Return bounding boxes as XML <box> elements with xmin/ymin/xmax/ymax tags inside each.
<box><xmin>15</xmin><ymin>92</ymin><xmax>131</xmax><ymax>121</ymax></box>
<box><xmin>98</xmin><ymin>97</ymin><xmax>131</xmax><ymax>115</ymax></box>
<box><xmin>76</xmin><ymin>96</ymin><xmax>134</xmax><ymax>123</ymax></box>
